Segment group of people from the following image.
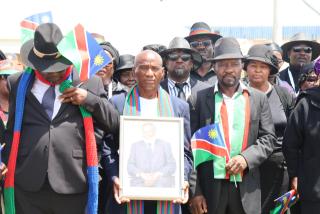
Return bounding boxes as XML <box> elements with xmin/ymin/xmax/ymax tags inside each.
<box><xmin>0</xmin><ymin>20</ymin><xmax>319</xmax><ymax>214</ymax></box>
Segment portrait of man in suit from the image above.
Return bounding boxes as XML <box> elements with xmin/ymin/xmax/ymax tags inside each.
<box><xmin>127</xmin><ymin>122</ymin><xmax>176</xmax><ymax>188</ymax></box>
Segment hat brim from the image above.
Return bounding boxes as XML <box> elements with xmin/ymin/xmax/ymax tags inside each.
<box><xmin>243</xmin><ymin>56</ymin><xmax>278</xmax><ymax>75</ymax></box>
<box><xmin>20</xmin><ymin>39</ymin><xmax>72</xmax><ymax>73</ymax></box>
<box><xmin>160</xmin><ymin>48</ymin><xmax>203</xmax><ymax>71</ymax></box>
<box><xmin>211</xmin><ymin>53</ymin><xmax>244</xmax><ymax>61</ymax></box>
<box><xmin>281</xmin><ymin>40</ymin><xmax>320</xmax><ymax>62</ymax></box>
<box><xmin>185</xmin><ymin>33</ymin><xmax>222</xmax><ymax>44</ymax></box>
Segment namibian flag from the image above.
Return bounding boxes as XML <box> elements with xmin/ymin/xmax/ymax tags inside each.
<box><xmin>191</xmin><ymin>123</ymin><xmax>228</xmax><ymax>169</ymax></box>
<box><xmin>57</xmin><ymin>24</ymin><xmax>112</xmax><ymax>82</ymax></box>
<box><xmin>20</xmin><ymin>11</ymin><xmax>52</xmax><ymax>44</ymax></box>
<box><xmin>270</xmin><ymin>189</ymin><xmax>299</xmax><ymax>214</ymax></box>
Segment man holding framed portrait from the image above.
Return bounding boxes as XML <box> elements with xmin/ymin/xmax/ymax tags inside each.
<box><xmin>101</xmin><ymin>50</ymin><xmax>193</xmax><ymax>213</ymax></box>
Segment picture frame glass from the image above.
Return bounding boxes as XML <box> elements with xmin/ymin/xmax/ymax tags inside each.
<box><xmin>119</xmin><ymin>116</ymin><xmax>184</xmax><ymax>201</ymax></box>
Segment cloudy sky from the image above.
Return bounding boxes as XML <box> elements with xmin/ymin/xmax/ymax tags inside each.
<box><xmin>1</xmin><ymin>0</ymin><xmax>320</xmax><ymax>54</ymax></box>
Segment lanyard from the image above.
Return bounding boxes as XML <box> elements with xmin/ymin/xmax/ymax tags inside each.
<box><xmin>288</xmin><ymin>69</ymin><xmax>298</xmax><ymax>95</ymax></box>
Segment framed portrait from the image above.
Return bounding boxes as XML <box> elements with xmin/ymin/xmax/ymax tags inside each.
<box><xmin>119</xmin><ymin>115</ymin><xmax>185</xmax><ymax>201</ymax></box>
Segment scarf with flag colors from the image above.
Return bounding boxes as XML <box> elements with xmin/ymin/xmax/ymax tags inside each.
<box><xmin>4</xmin><ymin>67</ymin><xmax>99</xmax><ymax>214</ymax></box>
<box><xmin>270</xmin><ymin>189</ymin><xmax>298</xmax><ymax>214</ymax></box>
<box><xmin>57</xmin><ymin>23</ymin><xmax>112</xmax><ymax>82</ymax></box>
<box><xmin>123</xmin><ymin>85</ymin><xmax>179</xmax><ymax>214</ymax></box>
<box><xmin>20</xmin><ymin>11</ymin><xmax>52</xmax><ymax>44</ymax></box>
<box><xmin>213</xmin><ymin>90</ymin><xmax>250</xmax><ymax>182</ymax></box>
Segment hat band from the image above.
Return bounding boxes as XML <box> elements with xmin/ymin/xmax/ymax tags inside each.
<box><xmin>33</xmin><ymin>47</ymin><xmax>61</xmax><ymax>59</ymax></box>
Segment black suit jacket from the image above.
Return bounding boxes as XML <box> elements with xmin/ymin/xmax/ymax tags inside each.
<box><xmin>188</xmin><ymin>85</ymin><xmax>276</xmax><ymax>214</ymax></box>
<box><xmin>4</xmin><ymin>71</ymin><xmax>119</xmax><ymax>194</ymax></box>
<box><xmin>160</xmin><ymin>77</ymin><xmax>210</xmax><ymax>101</ymax></box>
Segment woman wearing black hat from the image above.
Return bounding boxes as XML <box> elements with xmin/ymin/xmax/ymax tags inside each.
<box><xmin>244</xmin><ymin>44</ymin><xmax>295</xmax><ymax>213</ymax></box>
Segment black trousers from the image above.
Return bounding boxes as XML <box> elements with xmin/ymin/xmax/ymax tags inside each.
<box><xmin>214</xmin><ymin>180</ymin><xmax>245</xmax><ymax>214</ymax></box>
<box><xmin>15</xmin><ymin>179</ymin><xmax>87</xmax><ymax>214</ymax></box>
<box><xmin>260</xmin><ymin>153</ymin><xmax>289</xmax><ymax>214</ymax></box>
<box><xmin>301</xmin><ymin>201</ymin><xmax>320</xmax><ymax>214</ymax></box>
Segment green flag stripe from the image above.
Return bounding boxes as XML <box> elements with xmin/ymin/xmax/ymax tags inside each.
<box><xmin>4</xmin><ymin>187</ymin><xmax>15</xmax><ymax>214</ymax></box>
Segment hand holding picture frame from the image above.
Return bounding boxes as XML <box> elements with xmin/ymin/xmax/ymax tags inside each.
<box><xmin>119</xmin><ymin>116</ymin><xmax>185</xmax><ymax>201</ymax></box>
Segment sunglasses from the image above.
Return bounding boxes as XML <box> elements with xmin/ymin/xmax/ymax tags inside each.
<box><xmin>306</xmin><ymin>76</ymin><xmax>318</xmax><ymax>82</ymax></box>
<box><xmin>189</xmin><ymin>40</ymin><xmax>212</xmax><ymax>48</ymax></box>
<box><xmin>0</xmin><ymin>75</ymin><xmax>9</xmax><ymax>80</ymax></box>
<box><xmin>292</xmin><ymin>47</ymin><xmax>312</xmax><ymax>53</ymax></box>
<box><xmin>167</xmin><ymin>53</ymin><xmax>191</xmax><ymax>61</ymax></box>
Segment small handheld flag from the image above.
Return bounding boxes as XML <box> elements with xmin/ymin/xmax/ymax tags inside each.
<box><xmin>20</xmin><ymin>11</ymin><xmax>52</xmax><ymax>44</ymax></box>
<box><xmin>57</xmin><ymin>24</ymin><xmax>112</xmax><ymax>82</ymax></box>
<box><xmin>270</xmin><ymin>189</ymin><xmax>299</xmax><ymax>214</ymax></box>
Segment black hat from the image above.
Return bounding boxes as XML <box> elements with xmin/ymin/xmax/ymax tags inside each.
<box><xmin>281</xmin><ymin>32</ymin><xmax>320</xmax><ymax>62</ymax></box>
<box><xmin>185</xmin><ymin>22</ymin><xmax>222</xmax><ymax>44</ymax></box>
<box><xmin>160</xmin><ymin>37</ymin><xmax>203</xmax><ymax>70</ymax></box>
<box><xmin>212</xmin><ymin>37</ymin><xmax>244</xmax><ymax>61</ymax></box>
<box><xmin>99</xmin><ymin>41</ymin><xmax>120</xmax><ymax>67</ymax></box>
<box><xmin>116</xmin><ymin>54</ymin><xmax>135</xmax><ymax>72</ymax></box>
<box><xmin>20</xmin><ymin>23</ymin><xmax>71</xmax><ymax>73</ymax></box>
<box><xmin>142</xmin><ymin>44</ymin><xmax>167</xmax><ymax>54</ymax></box>
<box><xmin>244</xmin><ymin>44</ymin><xmax>279</xmax><ymax>75</ymax></box>
<box><xmin>265</xmin><ymin>42</ymin><xmax>283</xmax><ymax>55</ymax></box>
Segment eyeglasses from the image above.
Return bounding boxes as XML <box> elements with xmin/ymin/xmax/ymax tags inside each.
<box><xmin>167</xmin><ymin>53</ymin><xmax>191</xmax><ymax>61</ymax></box>
<box><xmin>292</xmin><ymin>47</ymin><xmax>312</xmax><ymax>53</ymax></box>
<box><xmin>189</xmin><ymin>40</ymin><xmax>212</xmax><ymax>48</ymax></box>
<box><xmin>306</xmin><ymin>76</ymin><xmax>318</xmax><ymax>82</ymax></box>
<box><xmin>136</xmin><ymin>64</ymin><xmax>163</xmax><ymax>73</ymax></box>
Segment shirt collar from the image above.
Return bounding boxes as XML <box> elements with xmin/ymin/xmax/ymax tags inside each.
<box><xmin>214</xmin><ymin>81</ymin><xmax>249</xmax><ymax>95</ymax></box>
<box><xmin>168</xmin><ymin>77</ymin><xmax>191</xmax><ymax>89</ymax></box>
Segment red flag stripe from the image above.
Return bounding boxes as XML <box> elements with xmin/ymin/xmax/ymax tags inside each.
<box><xmin>20</xmin><ymin>20</ymin><xmax>38</xmax><ymax>30</ymax></box>
<box><xmin>192</xmin><ymin>140</ymin><xmax>228</xmax><ymax>157</ymax></box>
<box><xmin>4</xmin><ymin>132</ymin><xmax>21</xmax><ymax>187</ymax></box>
<box><xmin>241</xmin><ymin>91</ymin><xmax>250</xmax><ymax>151</ymax></box>
<box><xmin>74</xmin><ymin>24</ymin><xmax>89</xmax><ymax>82</ymax></box>
<box><xmin>83</xmin><ymin>117</ymin><xmax>98</xmax><ymax>166</ymax></box>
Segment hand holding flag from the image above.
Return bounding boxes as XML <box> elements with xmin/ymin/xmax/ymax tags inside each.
<box><xmin>57</xmin><ymin>24</ymin><xmax>112</xmax><ymax>83</ymax></box>
<box><xmin>270</xmin><ymin>189</ymin><xmax>299</xmax><ymax>214</ymax></box>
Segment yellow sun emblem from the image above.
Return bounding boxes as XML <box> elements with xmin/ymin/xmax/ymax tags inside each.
<box><xmin>208</xmin><ymin>129</ymin><xmax>217</xmax><ymax>139</ymax></box>
<box><xmin>94</xmin><ymin>55</ymin><xmax>104</xmax><ymax>66</ymax></box>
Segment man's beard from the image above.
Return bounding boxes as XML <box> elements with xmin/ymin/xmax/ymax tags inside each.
<box><xmin>171</xmin><ymin>68</ymin><xmax>189</xmax><ymax>80</ymax></box>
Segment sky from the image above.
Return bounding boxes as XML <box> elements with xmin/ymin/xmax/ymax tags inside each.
<box><xmin>1</xmin><ymin>0</ymin><xmax>320</xmax><ymax>54</ymax></box>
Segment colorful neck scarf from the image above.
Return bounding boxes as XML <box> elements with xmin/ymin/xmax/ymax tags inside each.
<box><xmin>213</xmin><ymin>90</ymin><xmax>250</xmax><ymax>182</ymax></box>
<box><xmin>124</xmin><ymin>85</ymin><xmax>179</xmax><ymax>214</ymax></box>
<box><xmin>4</xmin><ymin>67</ymin><xmax>99</xmax><ymax>214</ymax></box>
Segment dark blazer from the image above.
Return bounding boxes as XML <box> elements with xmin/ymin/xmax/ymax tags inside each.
<box><xmin>279</xmin><ymin>67</ymin><xmax>299</xmax><ymax>93</ymax></box>
<box><xmin>4</xmin><ymin>71</ymin><xmax>119</xmax><ymax>194</ymax></box>
<box><xmin>160</xmin><ymin>77</ymin><xmax>211</xmax><ymax>102</ymax></box>
<box><xmin>127</xmin><ymin>139</ymin><xmax>176</xmax><ymax>187</ymax></box>
<box><xmin>283</xmin><ymin>88</ymin><xmax>320</xmax><ymax>202</ymax></box>
<box><xmin>188</xmin><ymin>86</ymin><xmax>276</xmax><ymax>214</ymax></box>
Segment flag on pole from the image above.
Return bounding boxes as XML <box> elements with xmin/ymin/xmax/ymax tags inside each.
<box><xmin>270</xmin><ymin>189</ymin><xmax>299</xmax><ymax>214</ymax></box>
<box><xmin>191</xmin><ymin>123</ymin><xmax>228</xmax><ymax>169</ymax></box>
<box><xmin>20</xmin><ymin>11</ymin><xmax>53</xmax><ymax>44</ymax></box>
<box><xmin>57</xmin><ymin>24</ymin><xmax>112</xmax><ymax>82</ymax></box>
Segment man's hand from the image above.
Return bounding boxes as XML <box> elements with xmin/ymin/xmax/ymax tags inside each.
<box><xmin>173</xmin><ymin>181</ymin><xmax>189</xmax><ymax>204</ymax></box>
<box><xmin>291</xmin><ymin>177</ymin><xmax>299</xmax><ymax>197</ymax></box>
<box><xmin>0</xmin><ymin>163</ymin><xmax>7</xmax><ymax>180</ymax></box>
<box><xmin>60</xmin><ymin>87</ymin><xmax>88</xmax><ymax>105</ymax></box>
<box><xmin>113</xmin><ymin>177</ymin><xmax>130</xmax><ymax>204</ymax></box>
<box><xmin>189</xmin><ymin>195</ymin><xmax>207</xmax><ymax>214</ymax></box>
<box><xmin>225</xmin><ymin>155</ymin><xmax>248</xmax><ymax>175</ymax></box>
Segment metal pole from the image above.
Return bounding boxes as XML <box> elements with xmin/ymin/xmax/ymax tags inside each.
<box><xmin>272</xmin><ymin>0</ymin><xmax>283</xmax><ymax>44</ymax></box>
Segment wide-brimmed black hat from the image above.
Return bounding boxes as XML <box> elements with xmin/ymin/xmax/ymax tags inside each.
<box><xmin>116</xmin><ymin>54</ymin><xmax>134</xmax><ymax>72</ymax></box>
<box><xmin>244</xmin><ymin>44</ymin><xmax>279</xmax><ymax>75</ymax></box>
<box><xmin>281</xmin><ymin>32</ymin><xmax>320</xmax><ymax>62</ymax></box>
<box><xmin>211</xmin><ymin>37</ymin><xmax>244</xmax><ymax>61</ymax></box>
<box><xmin>185</xmin><ymin>22</ymin><xmax>222</xmax><ymax>44</ymax></box>
<box><xmin>160</xmin><ymin>37</ymin><xmax>203</xmax><ymax>70</ymax></box>
<box><xmin>20</xmin><ymin>23</ymin><xmax>71</xmax><ymax>73</ymax></box>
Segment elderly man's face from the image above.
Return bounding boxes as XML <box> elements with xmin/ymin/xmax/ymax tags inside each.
<box><xmin>165</xmin><ymin>50</ymin><xmax>193</xmax><ymax>80</ymax></box>
<box><xmin>288</xmin><ymin>43</ymin><xmax>312</xmax><ymax>67</ymax></box>
<box><xmin>41</xmin><ymin>69</ymin><xmax>67</xmax><ymax>84</ymax></box>
<box><xmin>189</xmin><ymin>36</ymin><xmax>214</xmax><ymax>60</ymax></box>
<box><xmin>214</xmin><ymin>59</ymin><xmax>243</xmax><ymax>88</ymax></box>
<box><xmin>134</xmin><ymin>51</ymin><xmax>164</xmax><ymax>92</ymax></box>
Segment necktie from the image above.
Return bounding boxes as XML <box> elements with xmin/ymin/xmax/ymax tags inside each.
<box><xmin>175</xmin><ymin>82</ymin><xmax>187</xmax><ymax>100</ymax></box>
<box><xmin>42</xmin><ymin>86</ymin><xmax>56</xmax><ymax>119</ymax></box>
